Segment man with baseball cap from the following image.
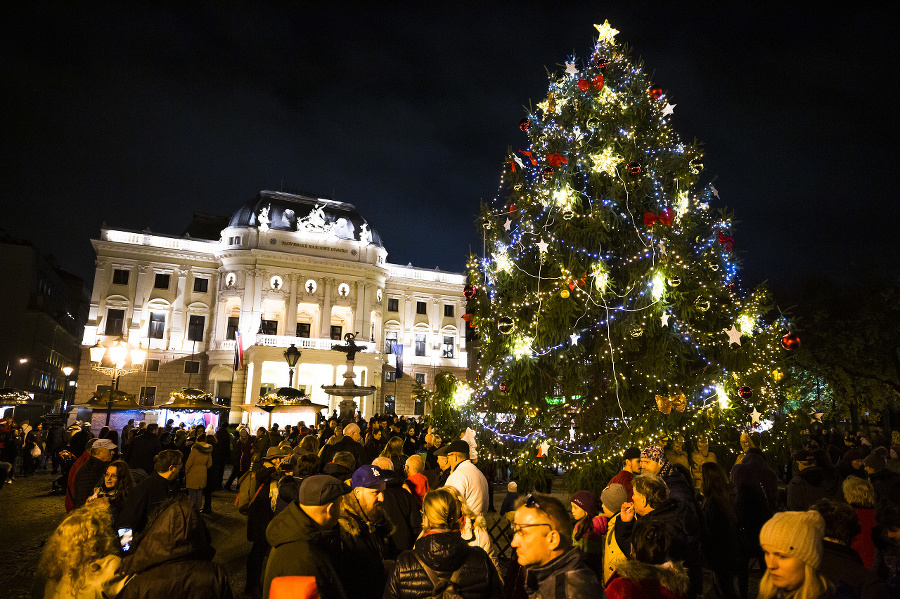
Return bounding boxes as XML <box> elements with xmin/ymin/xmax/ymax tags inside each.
<box><xmin>444</xmin><ymin>439</ymin><xmax>489</xmax><ymax>516</ymax></box>
<box><xmin>263</xmin><ymin>474</ymin><xmax>350</xmax><ymax>599</ymax></box>
<box><xmin>72</xmin><ymin>437</ymin><xmax>117</xmax><ymax>508</ymax></box>
<box><xmin>607</xmin><ymin>446</ymin><xmax>641</xmax><ymax>501</ymax></box>
<box><xmin>337</xmin><ymin>465</ymin><xmax>394</xmax><ymax>599</ymax></box>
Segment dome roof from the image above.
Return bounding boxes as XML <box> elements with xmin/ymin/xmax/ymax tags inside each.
<box><xmin>228</xmin><ymin>191</ymin><xmax>383</xmax><ymax>247</ymax></box>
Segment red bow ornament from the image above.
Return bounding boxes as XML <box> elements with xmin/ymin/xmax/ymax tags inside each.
<box><xmin>546</xmin><ymin>153</ymin><xmax>568</xmax><ymax>167</ymax></box>
<box><xmin>577</xmin><ymin>75</ymin><xmax>604</xmax><ymax>92</ymax></box>
<box><xmin>717</xmin><ymin>231</ymin><xmax>735</xmax><ymax>251</ymax></box>
<box><xmin>518</xmin><ymin>150</ymin><xmax>537</xmax><ymax>166</ymax></box>
<box><xmin>644</xmin><ymin>209</ymin><xmax>674</xmax><ymax>227</ymax></box>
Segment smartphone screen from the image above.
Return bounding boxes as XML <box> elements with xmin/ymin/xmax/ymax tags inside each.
<box><xmin>117</xmin><ymin>527</ymin><xmax>133</xmax><ymax>553</ymax></box>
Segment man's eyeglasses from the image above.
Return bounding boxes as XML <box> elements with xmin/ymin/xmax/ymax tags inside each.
<box><xmin>512</xmin><ymin>522</ymin><xmax>552</xmax><ymax>536</ymax></box>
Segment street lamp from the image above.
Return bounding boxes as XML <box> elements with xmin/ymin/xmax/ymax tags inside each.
<box><xmin>61</xmin><ymin>366</ymin><xmax>74</xmax><ymax>412</ymax></box>
<box><xmin>283</xmin><ymin>344</ymin><xmax>301</xmax><ymax>388</ymax></box>
<box><xmin>89</xmin><ymin>338</ymin><xmax>146</xmax><ymax>425</ymax></box>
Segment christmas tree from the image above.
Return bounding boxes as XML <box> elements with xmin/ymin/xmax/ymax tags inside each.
<box><xmin>458</xmin><ymin>21</ymin><xmax>798</xmax><ymax>485</ymax></box>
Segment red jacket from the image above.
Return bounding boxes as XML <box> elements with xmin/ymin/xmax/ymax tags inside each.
<box><xmin>65</xmin><ymin>451</ymin><xmax>92</xmax><ymax>512</ymax></box>
<box><xmin>608</xmin><ymin>470</ymin><xmax>635</xmax><ymax>501</ymax></box>
<box><xmin>852</xmin><ymin>507</ymin><xmax>876</xmax><ymax>568</ymax></box>
<box><xmin>605</xmin><ymin>560</ymin><xmax>689</xmax><ymax>599</ymax></box>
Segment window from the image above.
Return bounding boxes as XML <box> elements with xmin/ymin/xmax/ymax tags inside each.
<box><xmin>228</xmin><ymin>236</ymin><xmax>242</xmax><ymax>246</ymax></box>
<box><xmin>226</xmin><ymin>317</ymin><xmax>239</xmax><ymax>340</ymax></box>
<box><xmin>330</xmin><ymin>325</ymin><xmax>343</xmax><ymax>341</ymax></box>
<box><xmin>216</xmin><ymin>382</ymin><xmax>232</xmax><ymax>407</ymax></box>
<box><xmin>259</xmin><ymin>319</ymin><xmax>278</xmax><ymax>335</ymax></box>
<box><xmin>384</xmin><ymin>395</ymin><xmax>395</xmax><ymax>415</ymax></box>
<box><xmin>385</xmin><ymin>371</ymin><xmax>396</xmax><ymax>382</ymax></box>
<box><xmin>112</xmin><ymin>269</ymin><xmax>129</xmax><ymax>285</ymax></box>
<box><xmin>415</xmin><ymin>333</ymin><xmax>426</xmax><ymax>356</ymax></box>
<box><xmin>444</xmin><ymin>304</ymin><xmax>454</xmax><ymax>317</ymax></box>
<box><xmin>144</xmin><ymin>359</ymin><xmax>160</xmax><ymax>372</ymax></box>
<box><xmin>187</xmin><ymin>315</ymin><xmax>205</xmax><ymax>342</ymax></box>
<box><xmin>184</xmin><ymin>361</ymin><xmax>200</xmax><ymax>374</ymax></box>
<box><xmin>139</xmin><ymin>386</ymin><xmax>156</xmax><ymax>406</ymax></box>
<box><xmin>105</xmin><ymin>309</ymin><xmax>125</xmax><ymax>336</ymax></box>
<box><xmin>416</xmin><ymin>301</ymin><xmax>427</xmax><ymax>315</ymax></box>
<box><xmin>442</xmin><ymin>335</ymin><xmax>455</xmax><ymax>358</ymax></box>
<box><xmin>415</xmin><ymin>373</ymin><xmax>426</xmax><ymax>385</ymax></box>
<box><xmin>149</xmin><ymin>312</ymin><xmax>165</xmax><ymax>339</ymax></box>
<box><xmin>193</xmin><ymin>277</ymin><xmax>208</xmax><ymax>293</ymax></box>
<box><xmin>154</xmin><ymin>273</ymin><xmax>170</xmax><ymax>289</ymax></box>
<box><xmin>296</xmin><ymin>323</ymin><xmax>311</xmax><ymax>338</ymax></box>
<box><xmin>414</xmin><ymin>396</ymin><xmax>424</xmax><ymax>416</ymax></box>
<box><xmin>384</xmin><ymin>331</ymin><xmax>398</xmax><ymax>354</ymax></box>
<box><xmin>387</xmin><ymin>298</ymin><xmax>399</xmax><ymax>312</ymax></box>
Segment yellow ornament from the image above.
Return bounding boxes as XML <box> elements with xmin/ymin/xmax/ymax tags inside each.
<box><xmin>560</xmin><ymin>289</ymin><xmax>570</xmax><ymax>299</ymax></box>
<box><xmin>772</xmin><ymin>369</ymin><xmax>784</xmax><ymax>381</ymax></box>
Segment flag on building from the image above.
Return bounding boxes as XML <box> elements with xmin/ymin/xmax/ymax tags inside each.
<box><xmin>393</xmin><ymin>343</ymin><xmax>403</xmax><ymax>378</ymax></box>
<box><xmin>234</xmin><ymin>331</ymin><xmax>244</xmax><ymax>371</ymax></box>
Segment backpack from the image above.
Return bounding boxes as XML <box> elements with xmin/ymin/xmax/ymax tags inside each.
<box><xmin>235</xmin><ymin>469</ymin><xmax>259</xmax><ymax>514</ymax></box>
<box><xmin>413</xmin><ymin>554</ymin><xmax>465</xmax><ymax>599</ymax></box>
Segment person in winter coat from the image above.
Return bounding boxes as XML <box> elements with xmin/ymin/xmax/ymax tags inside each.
<box><xmin>570</xmin><ymin>490</ymin><xmax>606</xmax><ymax>579</ymax></box>
<box><xmin>384</xmin><ymin>487</ymin><xmax>502</xmax><ymax>599</ymax></box>
<box><xmin>337</xmin><ymin>465</ymin><xmax>396</xmax><ymax>599</ymax></box>
<box><xmin>842</xmin><ymin>475</ymin><xmax>877</xmax><ymax>568</ymax></box>
<box><xmin>786</xmin><ymin>448</ymin><xmax>841</xmax><ymax>511</ymax></box>
<box><xmin>87</xmin><ymin>459</ymin><xmax>134</xmax><ymax>523</ymax></box>
<box><xmin>225</xmin><ymin>427</ymin><xmax>253</xmax><ymax>491</ymax></box>
<box><xmin>319</xmin><ymin>423</ymin><xmax>367</xmax><ymax>472</ymax></box>
<box><xmin>35</xmin><ymin>501</ymin><xmax>128</xmax><ymax>599</ymax></box>
<box><xmin>114</xmin><ymin>449</ymin><xmax>183</xmax><ymax>536</ymax></box>
<box><xmin>372</xmin><ymin>457</ymin><xmax>422</xmax><ymax>555</ymax></box>
<box><xmin>811</xmin><ymin>498</ymin><xmax>889</xmax><ymax>599</ymax></box>
<box><xmin>263</xmin><ymin>475</ymin><xmax>349</xmax><ymax>599</ymax></box>
<box><xmin>699</xmin><ymin>462</ymin><xmax>743</xmax><ymax>599</ymax></box>
<box><xmin>729</xmin><ymin>446</ymin><xmax>777</xmax><ymax>596</ymax></box>
<box><xmin>601</xmin><ymin>484</ymin><xmax>629</xmax><ymax>585</ymax></box>
<box><xmin>510</xmin><ymin>492</ymin><xmax>600</xmax><ymax>599</ymax></box>
<box><xmin>126</xmin><ymin>424</ymin><xmax>162</xmax><ymax>475</ymax></box>
<box><xmin>73</xmin><ymin>438</ymin><xmax>117</xmax><ymax>509</ymax></box>
<box><xmin>185</xmin><ymin>438</ymin><xmax>213</xmax><ymax>511</ymax></box>
<box><xmin>403</xmin><ymin>454</ymin><xmax>430</xmax><ymax>505</ymax></box>
<box><xmin>872</xmin><ymin>499</ymin><xmax>900</xmax><ymax>593</ymax></box>
<box><xmin>605</xmin><ymin>519</ymin><xmax>690</xmax><ymax>599</ymax></box>
<box><xmin>757</xmin><ymin>511</ymin><xmax>832</xmax><ymax>599</ymax></box>
<box><xmin>246</xmin><ymin>447</ymin><xmax>288</xmax><ymax>597</ymax></box>
<box><xmin>118</xmin><ymin>498</ymin><xmax>232</xmax><ymax>599</ymax></box>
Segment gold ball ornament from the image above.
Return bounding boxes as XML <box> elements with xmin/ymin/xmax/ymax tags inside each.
<box><xmin>560</xmin><ymin>289</ymin><xmax>570</xmax><ymax>299</ymax></box>
<box><xmin>772</xmin><ymin>369</ymin><xmax>784</xmax><ymax>381</ymax></box>
<box><xmin>562</xmin><ymin>210</ymin><xmax>574</xmax><ymax>220</ymax></box>
<box><xmin>710</xmin><ymin>262</ymin><xmax>719</xmax><ymax>271</ymax></box>
<box><xmin>667</xmin><ymin>276</ymin><xmax>681</xmax><ymax>287</ymax></box>
<box><xmin>695</xmin><ymin>298</ymin><xmax>710</xmax><ymax>312</ymax></box>
<box><xmin>631</xmin><ymin>328</ymin><xmax>643</xmax><ymax>337</ymax></box>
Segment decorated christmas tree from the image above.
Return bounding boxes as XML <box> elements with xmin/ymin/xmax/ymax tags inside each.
<box><xmin>455</xmin><ymin>21</ymin><xmax>799</xmax><ymax>486</ymax></box>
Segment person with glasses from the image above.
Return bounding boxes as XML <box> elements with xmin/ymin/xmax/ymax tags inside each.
<box><xmin>510</xmin><ymin>492</ymin><xmax>601</xmax><ymax>599</ymax></box>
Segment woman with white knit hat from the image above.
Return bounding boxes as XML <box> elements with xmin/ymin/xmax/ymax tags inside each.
<box><xmin>758</xmin><ymin>510</ymin><xmax>833</xmax><ymax>599</ymax></box>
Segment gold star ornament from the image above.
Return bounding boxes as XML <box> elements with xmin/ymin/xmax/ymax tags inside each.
<box><xmin>594</xmin><ymin>20</ymin><xmax>619</xmax><ymax>44</ymax></box>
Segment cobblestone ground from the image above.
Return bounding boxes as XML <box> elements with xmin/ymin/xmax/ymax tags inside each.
<box><xmin>2</xmin><ymin>469</ymin><xmax>758</xmax><ymax>599</ymax></box>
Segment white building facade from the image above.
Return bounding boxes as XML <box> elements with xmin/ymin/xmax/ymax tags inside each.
<box><xmin>75</xmin><ymin>191</ymin><xmax>468</xmax><ymax>425</ymax></box>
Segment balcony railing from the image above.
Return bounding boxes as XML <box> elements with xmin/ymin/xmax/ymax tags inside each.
<box><xmin>212</xmin><ymin>335</ymin><xmax>374</xmax><ymax>353</ymax></box>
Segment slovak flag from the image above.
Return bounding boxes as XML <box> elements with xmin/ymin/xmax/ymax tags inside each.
<box><xmin>234</xmin><ymin>331</ymin><xmax>244</xmax><ymax>371</ymax></box>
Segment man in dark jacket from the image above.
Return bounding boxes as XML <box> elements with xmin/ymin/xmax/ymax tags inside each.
<box><xmin>263</xmin><ymin>475</ymin><xmax>350</xmax><ymax>599</ymax></box>
<box><xmin>372</xmin><ymin>457</ymin><xmax>422</xmax><ymax>555</ymax></box>
<box><xmin>115</xmin><ymin>449</ymin><xmax>183</xmax><ymax>535</ymax></box>
<box><xmin>319</xmin><ymin>423</ymin><xmax>366</xmax><ymax>472</ymax></box>
<box><xmin>787</xmin><ymin>448</ymin><xmax>840</xmax><ymax>510</ymax></box>
<box><xmin>126</xmin><ymin>423</ymin><xmax>162</xmax><ymax>474</ymax></box>
<box><xmin>812</xmin><ymin>498</ymin><xmax>889</xmax><ymax>599</ymax></box>
<box><xmin>72</xmin><ymin>438</ymin><xmax>116</xmax><ymax>508</ymax></box>
<box><xmin>118</xmin><ymin>498</ymin><xmax>232</xmax><ymax>599</ymax></box>
<box><xmin>864</xmin><ymin>453</ymin><xmax>900</xmax><ymax>502</ymax></box>
<box><xmin>337</xmin><ymin>465</ymin><xmax>395</xmax><ymax>599</ymax></box>
<box><xmin>730</xmin><ymin>447</ymin><xmax>778</xmax><ymax>592</ymax></box>
<box><xmin>246</xmin><ymin>447</ymin><xmax>288</xmax><ymax>597</ymax></box>
<box><xmin>510</xmin><ymin>492</ymin><xmax>599</xmax><ymax>599</ymax></box>
<box><xmin>321</xmin><ymin>451</ymin><xmax>355</xmax><ymax>484</ymax></box>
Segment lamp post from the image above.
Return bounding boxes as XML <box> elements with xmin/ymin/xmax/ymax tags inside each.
<box><xmin>61</xmin><ymin>366</ymin><xmax>74</xmax><ymax>412</ymax></box>
<box><xmin>283</xmin><ymin>344</ymin><xmax>301</xmax><ymax>389</ymax></box>
<box><xmin>89</xmin><ymin>338</ymin><xmax>146</xmax><ymax>425</ymax></box>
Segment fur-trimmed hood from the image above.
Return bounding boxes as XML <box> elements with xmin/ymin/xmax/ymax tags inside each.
<box><xmin>190</xmin><ymin>441</ymin><xmax>213</xmax><ymax>454</ymax></box>
<box><xmin>613</xmin><ymin>560</ymin><xmax>689</xmax><ymax>596</ymax></box>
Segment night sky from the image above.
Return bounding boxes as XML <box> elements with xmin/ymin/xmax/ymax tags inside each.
<box><xmin>3</xmin><ymin>3</ymin><xmax>897</xmax><ymax>301</ymax></box>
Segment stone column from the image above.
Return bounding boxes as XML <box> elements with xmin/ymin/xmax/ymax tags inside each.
<box><xmin>129</xmin><ymin>264</ymin><xmax>149</xmax><ymax>338</ymax></box>
<box><xmin>319</xmin><ymin>278</ymin><xmax>333</xmax><ymax>338</ymax></box>
<box><xmin>240</xmin><ymin>269</ymin><xmax>256</xmax><ymax>334</ymax></box>
<box><xmin>169</xmin><ymin>267</ymin><xmax>189</xmax><ymax>350</ymax></box>
<box><xmin>355</xmin><ymin>281</ymin><xmax>366</xmax><ymax>339</ymax></box>
<box><xmin>286</xmin><ymin>274</ymin><xmax>298</xmax><ymax>337</ymax></box>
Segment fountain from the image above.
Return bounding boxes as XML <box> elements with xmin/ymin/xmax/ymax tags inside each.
<box><xmin>321</xmin><ymin>333</ymin><xmax>377</xmax><ymax>420</ymax></box>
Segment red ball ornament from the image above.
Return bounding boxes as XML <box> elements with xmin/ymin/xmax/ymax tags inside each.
<box><xmin>595</xmin><ymin>56</ymin><xmax>611</xmax><ymax>70</ymax></box>
<box><xmin>781</xmin><ymin>333</ymin><xmax>801</xmax><ymax>351</ymax></box>
<box><xmin>499</xmin><ymin>381</ymin><xmax>508</xmax><ymax>394</ymax></box>
<box><xmin>577</xmin><ymin>77</ymin><xmax>591</xmax><ymax>92</ymax></box>
<box><xmin>463</xmin><ymin>284</ymin><xmax>477</xmax><ymax>300</ymax></box>
<box><xmin>519</xmin><ymin>118</ymin><xmax>530</xmax><ymax>132</ymax></box>
<box><xmin>626</xmin><ymin>161</ymin><xmax>642</xmax><ymax>175</ymax></box>
<box><xmin>738</xmin><ymin>386</ymin><xmax>753</xmax><ymax>400</ymax></box>
<box><xmin>542</xmin><ymin>166</ymin><xmax>555</xmax><ymax>180</ymax></box>
<box><xmin>509</xmin><ymin>203</ymin><xmax>517</xmax><ymax>213</ymax></box>
<box><xmin>648</xmin><ymin>86</ymin><xmax>664</xmax><ymax>100</ymax></box>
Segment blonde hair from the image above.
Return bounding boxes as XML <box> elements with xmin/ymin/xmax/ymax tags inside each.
<box><xmin>380</xmin><ymin>436</ymin><xmax>405</xmax><ymax>458</ymax></box>
<box><xmin>842</xmin><ymin>476</ymin><xmax>875</xmax><ymax>508</ymax></box>
<box><xmin>38</xmin><ymin>502</ymin><xmax>118</xmax><ymax>596</ymax></box>
<box><xmin>422</xmin><ymin>488</ymin><xmax>464</xmax><ymax>532</ymax></box>
<box><xmin>757</xmin><ymin>563</ymin><xmax>829</xmax><ymax>599</ymax></box>
<box><xmin>442</xmin><ymin>485</ymin><xmax>486</xmax><ymax>530</ymax></box>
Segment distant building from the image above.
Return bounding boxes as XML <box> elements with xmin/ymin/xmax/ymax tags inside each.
<box><xmin>75</xmin><ymin>191</ymin><xmax>468</xmax><ymax>426</ymax></box>
<box><xmin>0</xmin><ymin>235</ymin><xmax>89</xmax><ymax>418</ymax></box>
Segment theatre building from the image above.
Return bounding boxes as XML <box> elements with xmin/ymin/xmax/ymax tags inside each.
<box><xmin>74</xmin><ymin>191</ymin><xmax>468</xmax><ymax>424</ymax></box>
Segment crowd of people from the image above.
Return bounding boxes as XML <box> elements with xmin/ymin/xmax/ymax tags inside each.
<box><xmin>4</xmin><ymin>412</ymin><xmax>900</xmax><ymax>599</ymax></box>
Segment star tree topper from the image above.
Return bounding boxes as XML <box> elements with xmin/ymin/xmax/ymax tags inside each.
<box><xmin>594</xmin><ymin>20</ymin><xmax>619</xmax><ymax>44</ymax></box>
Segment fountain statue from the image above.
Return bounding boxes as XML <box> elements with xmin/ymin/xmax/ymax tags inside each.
<box><xmin>321</xmin><ymin>333</ymin><xmax>376</xmax><ymax>420</ymax></box>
